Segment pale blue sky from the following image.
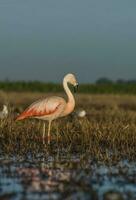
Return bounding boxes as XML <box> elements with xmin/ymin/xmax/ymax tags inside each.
<box><xmin>0</xmin><ymin>0</ymin><xmax>136</xmax><ymax>83</ymax></box>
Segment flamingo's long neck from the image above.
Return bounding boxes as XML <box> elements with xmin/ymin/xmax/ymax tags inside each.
<box><xmin>63</xmin><ymin>78</ymin><xmax>75</xmax><ymax>116</ymax></box>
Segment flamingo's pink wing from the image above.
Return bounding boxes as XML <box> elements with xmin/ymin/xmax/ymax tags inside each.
<box><xmin>16</xmin><ymin>98</ymin><xmax>61</xmax><ymax>121</ymax></box>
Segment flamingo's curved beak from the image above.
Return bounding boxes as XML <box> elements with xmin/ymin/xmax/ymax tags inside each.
<box><xmin>74</xmin><ymin>83</ymin><xmax>78</xmax><ymax>93</ymax></box>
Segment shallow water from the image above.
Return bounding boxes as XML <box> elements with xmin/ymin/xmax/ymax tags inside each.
<box><xmin>0</xmin><ymin>156</ymin><xmax>136</xmax><ymax>200</ymax></box>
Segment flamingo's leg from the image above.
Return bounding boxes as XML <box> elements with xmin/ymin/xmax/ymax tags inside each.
<box><xmin>47</xmin><ymin>121</ymin><xmax>52</xmax><ymax>145</ymax></box>
<box><xmin>43</xmin><ymin>122</ymin><xmax>46</xmax><ymax>145</ymax></box>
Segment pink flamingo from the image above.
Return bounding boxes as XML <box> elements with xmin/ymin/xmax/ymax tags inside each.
<box><xmin>16</xmin><ymin>73</ymin><xmax>78</xmax><ymax>144</ymax></box>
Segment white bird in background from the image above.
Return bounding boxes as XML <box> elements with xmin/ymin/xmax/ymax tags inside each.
<box><xmin>75</xmin><ymin>110</ymin><xmax>86</xmax><ymax>118</ymax></box>
<box><xmin>0</xmin><ymin>105</ymin><xmax>8</xmax><ymax>119</ymax></box>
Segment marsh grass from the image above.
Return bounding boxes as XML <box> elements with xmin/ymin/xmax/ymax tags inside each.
<box><xmin>0</xmin><ymin>92</ymin><xmax>136</xmax><ymax>163</ymax></box>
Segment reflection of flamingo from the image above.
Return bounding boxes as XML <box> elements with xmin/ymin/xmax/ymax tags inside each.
<box><xmin>17</xmin><ymin>167</ymin><xmax>71</xmax><ymax>193</ymax></box>
<box><xmin>16</xmin><ymin>73</ymin><xmax>78</xmax><ymax>144</ymax></box>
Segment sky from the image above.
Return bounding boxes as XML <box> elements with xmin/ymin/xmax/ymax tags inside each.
<box><xmin>0</xmin><ymin>0</ymin><xmax>136</xmax><ymax>83</ymax></box>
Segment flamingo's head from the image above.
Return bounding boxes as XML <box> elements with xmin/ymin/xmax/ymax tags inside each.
<box><xmin>64</xmin><ymin>73</ymin><xmax>78</xmax><ymax>92</ymax></box>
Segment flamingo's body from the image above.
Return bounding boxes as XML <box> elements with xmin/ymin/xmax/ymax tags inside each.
<box><xmin>16</xmin><ymin>73</ymin><xmax>78</xmax><ymax>144</ymax></box>
<box><xmin>17</xmin><ymin>97</ymin><xmax>66</xmax><ymax>121</ymax></box>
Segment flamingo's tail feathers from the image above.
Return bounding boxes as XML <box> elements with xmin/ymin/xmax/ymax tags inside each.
<box><xmin>15</xmin><ymin>113</ymin><xmax>27</xmax><ymax>121</ymax></box>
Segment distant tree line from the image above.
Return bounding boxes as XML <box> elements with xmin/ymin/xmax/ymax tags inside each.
<box><xmin>0</xmin><ymin>81</ymin><xmax>62</xmax><ymax>92</ymax></box>
<box><xmin>0</xmin><ymin>78</ymin><xmax>136</xmax><ymax>94</ymax></box>
<box><xmin>96</xmin><ymin>77</ymin><xmax>136</xmax><ymax>84</ymax></box>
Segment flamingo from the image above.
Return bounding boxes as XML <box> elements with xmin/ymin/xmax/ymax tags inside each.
<box><xmin>16</xmin><ymin>73</ymin><xmax>78</xmax><ymax>144</ymax></box>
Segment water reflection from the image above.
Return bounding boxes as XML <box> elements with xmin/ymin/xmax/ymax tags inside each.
<box><xmin>0</xmin><ymin>157</ymin><xmax>136</xmax><ymax>200</ymax></box>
